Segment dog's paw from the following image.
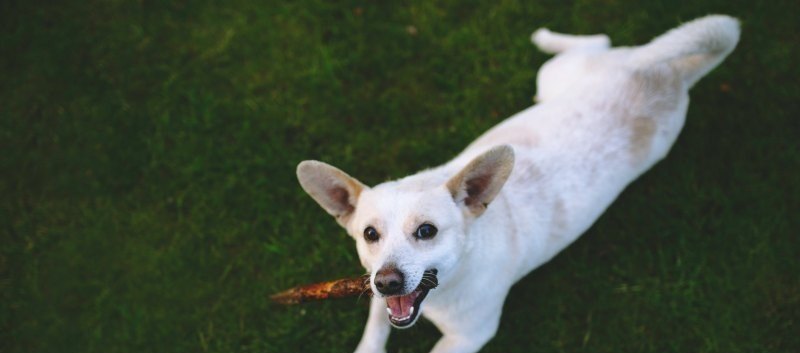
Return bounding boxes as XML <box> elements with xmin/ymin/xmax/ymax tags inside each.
<box><xmin>354</xmin><ymin>346</ymin><xmax>386</xmax><ymax>353</ymax></box>
<box><xmin>531</xmin><ymin>28</ymin><xmax>552</xmax><ymax>46</ymax></box>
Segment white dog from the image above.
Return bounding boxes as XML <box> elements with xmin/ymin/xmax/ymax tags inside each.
<box><xmin>296</xmin><ymin>15</ymin><xmax>739</xmax><ymax>353</ymax></box>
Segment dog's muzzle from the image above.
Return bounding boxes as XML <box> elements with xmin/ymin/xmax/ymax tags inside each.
<box><xmin>382</xmin><ymin>269</ymin><xmax>438</xmax><ymax>328</ymax></box>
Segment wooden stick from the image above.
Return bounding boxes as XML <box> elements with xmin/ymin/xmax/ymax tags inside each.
<box><xmin>270</xmin><ymin>271</ymin><xmax>438</xmax><ymax>305</ymax></box>
<box><xmin>270</xmin><ymin>276</ymin><xmax>369</xmax><ymax>305</ymax></box>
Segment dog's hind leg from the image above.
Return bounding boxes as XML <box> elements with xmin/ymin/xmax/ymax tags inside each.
<box><xmin>531</xmin><ymin>28</ymin><xmax>610</xmax><ymax>54</ymax></box>
<box><xmin>531</xmin><ymin>29</ymin><xmax>612</xmax><ymax>103</ymax></box>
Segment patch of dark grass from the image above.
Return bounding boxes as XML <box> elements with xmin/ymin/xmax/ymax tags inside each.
<box><xmin>2</xmin><ymin>0</ymin><xmax>798</xmax><ymax>352</ymax></box>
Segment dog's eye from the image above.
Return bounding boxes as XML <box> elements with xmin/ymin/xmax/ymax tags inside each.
<box><xmin>363</xmin><ymin>226</ymin><xmax>380</xmax><ymax>242</ymax></box>
<box><xmin>414</xmin><ymin>223</ymin><xmax>438</xmax><ymax>240</ymax></box>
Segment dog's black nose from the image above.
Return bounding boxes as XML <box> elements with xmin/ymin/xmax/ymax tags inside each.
<box><xmin>374</xmin><ymin>266</ymin><xmax>404</xmax><ymax>295</ymax></box>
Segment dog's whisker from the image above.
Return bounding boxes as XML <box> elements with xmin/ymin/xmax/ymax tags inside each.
<box><xmin>356</xmin><ymin>287</ymin><xmax>371</xmax><ymax>304</ymax></box>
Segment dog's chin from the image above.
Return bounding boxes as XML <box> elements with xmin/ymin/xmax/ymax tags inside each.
<box><xmin>385</xmin><ymin>288</ymin><xmax>430</xmax><ymax>329</ymax></box>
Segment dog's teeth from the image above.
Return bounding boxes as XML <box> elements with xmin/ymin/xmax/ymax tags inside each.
<box><xmin>386</xmin><ymin>307</ymin><xmax>392</xmax><ymax>315</ymax></box>
<box><xmin>409</xmin><ymin>306</ymin><xmax>414</xmax><ymax>315</ymax></box>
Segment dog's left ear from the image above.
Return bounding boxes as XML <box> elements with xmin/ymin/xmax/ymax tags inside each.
<box><xmin>446</xmin><ymin>145</ymin><xmax>515</xmax><ymax>217</ymax></box>
<box><xmin>297</xmin><ymin>161</ymin><xmax>367</xmax><ymax>227</ymax></box>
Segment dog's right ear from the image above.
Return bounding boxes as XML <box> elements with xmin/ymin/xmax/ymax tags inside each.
<box><xmin>297</xmin><ymin>161</ymin><xmax>366</xmax><ymax>227</ymax></box>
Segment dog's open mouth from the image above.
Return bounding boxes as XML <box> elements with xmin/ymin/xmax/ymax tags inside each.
<box><xmin>384</xmin><ymin>269</ymin><xmax>438</xmax><ymax>328</ymax></box>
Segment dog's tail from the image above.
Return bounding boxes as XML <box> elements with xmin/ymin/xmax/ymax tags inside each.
<box><xmin>631</xmin><ymin>15</ymin><xmax>740</xmax><ymax>87</ymax></box>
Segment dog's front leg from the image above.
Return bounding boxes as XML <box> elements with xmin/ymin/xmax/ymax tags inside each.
<box><xmin>428</xmin><ymin>298</ymin><xmax>504</xmax><ymax>353</ymax></box>
<box><xmin>429</xmin><ymin>322</ymin><xmax>499</xmax><ymax>353</ymax></box>
<box><xmin>354</xmin><ymin>296</ymin><xmax>391</xmax><ymax>353</ymax></box>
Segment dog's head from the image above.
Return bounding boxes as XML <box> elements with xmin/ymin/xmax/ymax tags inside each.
<box><xmin>296</xmin><ymin>145</ymin><xmax>514</xmax><ymax>328</ymax></box>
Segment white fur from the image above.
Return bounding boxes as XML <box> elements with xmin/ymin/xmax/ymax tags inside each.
<box><xmin>297</xmin><ymin>15</ymin><xmax>739</xmax><ymax>353</ymax></box>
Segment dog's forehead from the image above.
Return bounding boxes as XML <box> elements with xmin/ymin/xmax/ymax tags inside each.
<box><xmin>356</xmin><ymin>181</ymin><xmax>451</xmax><ymax>227</ymax></box>
<box><xmin>363</xmin><ymin>184</ymin><xmax>442</xmax><ymax>212</ymax></box>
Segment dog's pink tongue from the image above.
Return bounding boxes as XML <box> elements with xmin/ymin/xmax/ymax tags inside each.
<box><xmin>386</xmin><ymin>292</ymin><xmax>418</xmax><ymax>318</ymax></box>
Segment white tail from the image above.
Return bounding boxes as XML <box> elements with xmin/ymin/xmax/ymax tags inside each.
<box><xmin>632</xmin><ymin>15</ymin><xmax>740</xmax><ymax>87</ymax></box>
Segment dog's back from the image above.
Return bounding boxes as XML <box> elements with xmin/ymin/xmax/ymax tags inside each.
<box><xmin>447</xmin><ymin>15</ymin><xmax>741</xmax><ymax>277</ymax></box>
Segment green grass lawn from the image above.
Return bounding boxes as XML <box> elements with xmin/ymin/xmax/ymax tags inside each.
<box><xmin>2</xmin><ymin>0</ymin><xmax>798</xmax><ymax>352</ymax></box>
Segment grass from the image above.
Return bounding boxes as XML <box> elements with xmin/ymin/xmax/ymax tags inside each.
<box><xmin>2</xmin><ymin>0</ymin><xmax>798</xmax><ymax>352</ymax></box>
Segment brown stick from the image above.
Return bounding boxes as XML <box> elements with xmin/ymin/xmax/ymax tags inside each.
<box><xmin>270</xmin><ymin>276</ymin><xmax>370</xmax><ymax>305</ymax></box>
<box><xmin>271</xmin><ymin>270</ymin><xmax>439</xmax><ymax>305</ymax></box>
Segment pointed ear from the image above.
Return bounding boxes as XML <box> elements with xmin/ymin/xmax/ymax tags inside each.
<box><xmin>446</xmin><ymin>145</ymin><xmax>515</xmax><ymax>217</ymax></box>
<box><xmin>297</xmin><ymin>161</ymin><xmax>367</xmax><ymax>227</ymax></box>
